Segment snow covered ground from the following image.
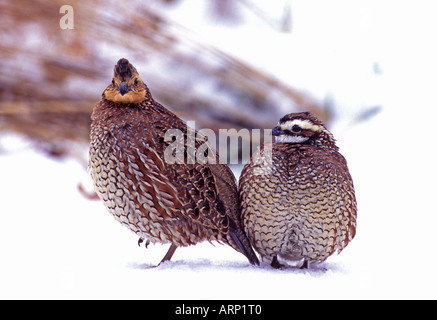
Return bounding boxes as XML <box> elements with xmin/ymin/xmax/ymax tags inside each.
<box><xmin>1</xmin><ymin>0</ymin><xmax>437</xmax><ymax>299</ymax></box>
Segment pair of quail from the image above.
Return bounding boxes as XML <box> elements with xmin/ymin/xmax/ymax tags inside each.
<box><xmin>89</xmin><ymin>58</ymin><xmax>357</xmax><ymax>268</ymax></box>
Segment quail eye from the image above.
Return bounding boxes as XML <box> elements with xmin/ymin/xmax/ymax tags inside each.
<box><xmin>134</xmin><ymin>78</ymin><xmax>139</xmax><ymax>86</ymax></box>
<box><xmin>291</xmin><ymin>124</ymin><xmax>302</xmax><ymax>133</ymax></box>
<box><xmin>112</xmin><ymin>79</ymin><xmax>115</xmax><ymax>86</ymax></box>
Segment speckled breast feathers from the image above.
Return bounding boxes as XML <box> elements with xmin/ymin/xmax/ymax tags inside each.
<box><xmin>239</xmin><ymin>112</ymin><xmax>357</xmax><ymax>268</ymax></box>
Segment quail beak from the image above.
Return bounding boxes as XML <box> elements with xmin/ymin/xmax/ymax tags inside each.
<box><xmin>118</xmin><ymin>81</ymin><xmax>130</xmax><ymax>96</ymax></box>
<box><xmin>272</xmin><ymin>126</ymin><xmax>283</xmax><ymax>136</ymax></box>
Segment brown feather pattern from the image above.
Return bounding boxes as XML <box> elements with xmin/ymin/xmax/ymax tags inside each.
<box><xmin>89</xmin><ymin>58</ymin><xmax>259</xmax><ymax>265</ymax></box>
<box><xmin>239</xmin><ymin>112</ymin><xmax>356</xmax><ymax>268</ymax></box>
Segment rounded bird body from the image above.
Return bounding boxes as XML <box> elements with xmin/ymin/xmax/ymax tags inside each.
<box><xmin>239</xmin><ymin>112</ymin><xmax>356</xmax><ymax>268</ymax></box>
<box><xmin>89</xmin><ymin>58</ymin><xmax>259</xmax><ymax>265</ymax></box>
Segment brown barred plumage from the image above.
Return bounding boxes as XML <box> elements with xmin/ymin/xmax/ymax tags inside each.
<box><xmin>89</xmin><ymin>58</ymin><xmax>259</xmax><ymax>265</ymax></box>
<box><xmin>239</xmin><ymin>112</ymin><xmax>356</xmax><ymax>268</ymax></box>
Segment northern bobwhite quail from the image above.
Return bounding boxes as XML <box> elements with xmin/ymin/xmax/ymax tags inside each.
<box><xmin>239</xmin><ymin>112</ymin><xmax>356</xmax><ymax>268</ymax></box>
<box><xmin>89</xmin><ymin>58</ymin><xmax>259</xmax><ymax>265</ymax></box>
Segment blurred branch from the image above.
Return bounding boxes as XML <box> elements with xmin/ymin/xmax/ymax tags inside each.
<box><xmin>237</xmin><ymin>0</ymin><xmax>292</xmax><ymax>32</ymax></box>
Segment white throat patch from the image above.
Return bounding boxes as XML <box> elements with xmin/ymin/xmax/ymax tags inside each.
<box><xmin>274</xmin><ymin>135</ymin><xmax>309</xmax><ymax>143</ymax></box>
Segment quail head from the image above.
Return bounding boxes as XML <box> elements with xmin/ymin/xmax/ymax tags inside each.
<box><xmin>89</xmin><ymin>58</ymin><xmax>259</xmax><ymax>265</ymax></box>
<box><xmin>239</xmin><ymin>112</ymin><xmax>357</xmax><ymax>268</ymax></box>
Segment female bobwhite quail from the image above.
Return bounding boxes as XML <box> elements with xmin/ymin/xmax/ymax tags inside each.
<box><xmin>89</xmin><ymin>58</ymin><xmax>259</xmax><ymax>265</ymax></box>
<box><xmin>239</xmin><ymin>112</ymin><xmax>357</xmax><ymax>268</ymax></box>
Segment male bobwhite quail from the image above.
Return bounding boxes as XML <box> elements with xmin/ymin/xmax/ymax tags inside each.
<box><xmin>239</xmin><ymin>112</ymin><xmax>356</xmax><ymax>268</ymax></box>
<box><xmin>89</xmin><ymin>58</ymin><xmax>259</xmax><ymax>265</ymax></box>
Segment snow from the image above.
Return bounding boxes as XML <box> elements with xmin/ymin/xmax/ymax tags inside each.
<box><xmin>2</xmin><ymin>0</ymin><xmax>437</xmax><ymax>299</ymax></box>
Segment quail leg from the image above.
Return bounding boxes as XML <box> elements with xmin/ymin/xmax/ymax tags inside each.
<box><xmin>270</xmin><ymin>255</ymin><xmax>284</xmax><ymax>269</ymax></box>
<box><xmin>158</xmin><ymin>244</ymin><xmax>178</xmax><ymax>265</ymax></box>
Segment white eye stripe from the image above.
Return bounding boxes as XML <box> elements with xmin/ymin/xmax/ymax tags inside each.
<box><xmin>279</xmin><ymin>119</ymin><xmax>322</xmax><ymax>132</ymax></box>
